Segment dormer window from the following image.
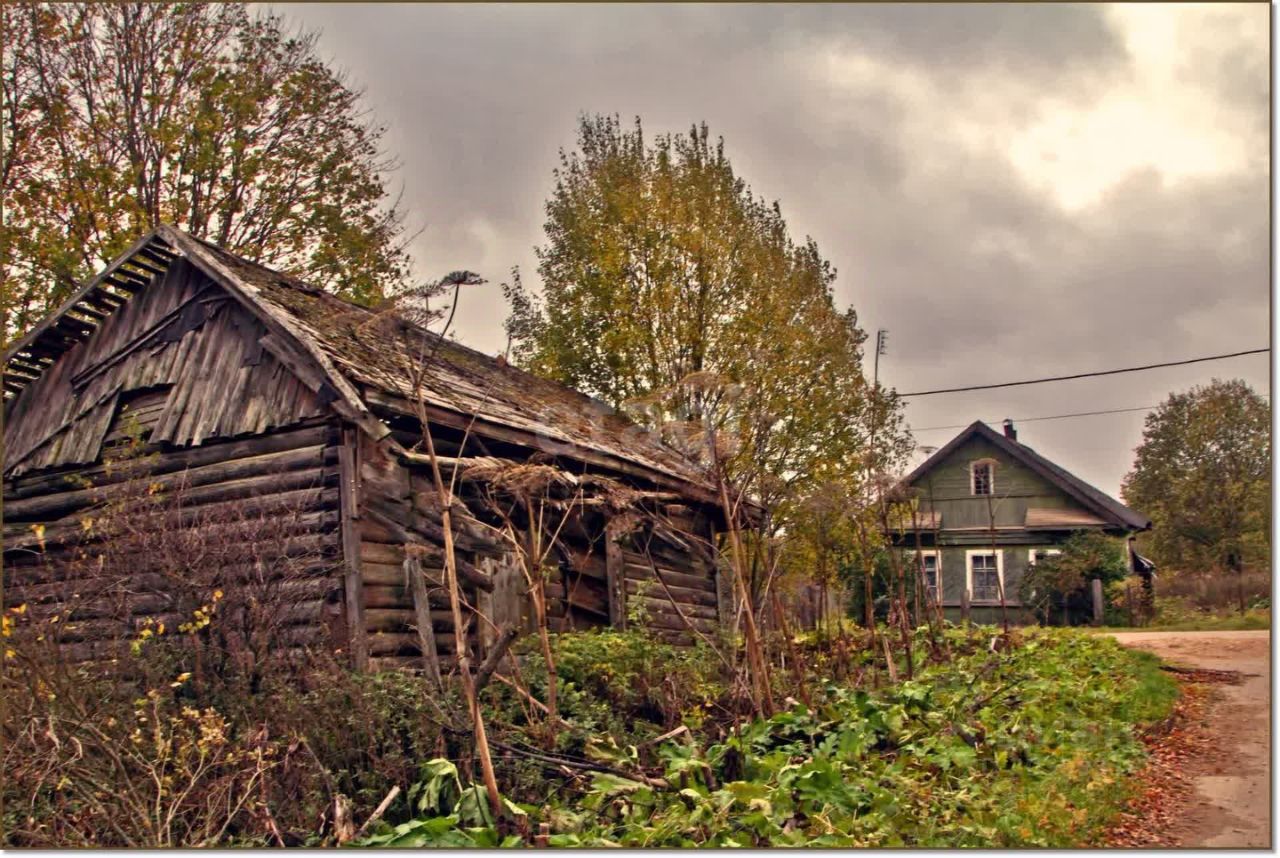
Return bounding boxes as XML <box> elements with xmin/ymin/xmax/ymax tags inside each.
<box><xmin>971</xmin><ymin>459</ymin><xmax>996</xmax><ymax>495</ymax></box>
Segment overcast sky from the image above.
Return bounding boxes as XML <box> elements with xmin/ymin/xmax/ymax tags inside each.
<box><xmin>283</xmin><ymin>2</ymin><xmax>1270</xmax><ymax>500</ymax></box>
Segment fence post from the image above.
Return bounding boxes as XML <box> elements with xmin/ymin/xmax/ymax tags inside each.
<box><xmin>1091</xmin><ymin>578</ymin><xmax>1104</xmax><ymax>626</ymax></box>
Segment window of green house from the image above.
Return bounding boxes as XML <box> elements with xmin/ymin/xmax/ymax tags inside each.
<box><xmin>920</xmin><ymin>551</ymin><xmax>941</xmax><ymax>603</ymax></box>
<box><xmin>966</xmin><ymin>550</ymin><xmax>1003</xmax><ymax>602</ymax></box>
<box><xmin>970</xmin><ymin>459</ymin><xmax>995</xmax><ymax>495</ymax></box>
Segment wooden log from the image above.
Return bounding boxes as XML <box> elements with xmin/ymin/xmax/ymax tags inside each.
<box><xmin>560</xmin><ymin>577</ymin><xmax>608</xmax><ymax>617</ymax></box>
<box><xmin>366</xmin><ymin>632</ymin><xmax>457</xmax><ymax>657</ymax></box>
<box><xmin>360</xmin><ymin>560</ymin><xmax>443</xmax><ymax>588</ymax></box>
<box><xmin>10</xmin><ymin>527</ymin><xmax>340</xmax><ymax>579</ymax></box>
<box><xmin>362</xmin><ymin>582</ymin><xmax>452</xmax><ymax>610</ymax></box>
<box><xmin>648</xmin><ymin>629</ymin><xmax>696</xmax><ymax>647</ymax></box>
<box><xmin>360</xmin><ymin>541</ymin><xmax>405</xmax><ymax>566</ymax></box>
<box><xmin>5</xmin><ymin>497</ymin><xmax>339</xmax><ymax>552</ymax></box>
<box><xmin>364</xmin><ymin>607</ymin><xmax>457</xmax><ymax>634</ymax></box>
<box><xmin>559</xmin><ymin>546</ymin><xmax>608</xmax><ymax>581</ymax></box>
<box><xmin>621</xmin><ymin>563</ymin><xmax>716</xmax><ymax>594</ymax></box>
<box><xmin>625</xmin><ymin>578</ymin><xmax>718</xmax><ymax>608</ymax></box>
<box><xmin>5</xmin><ymin>422</ymin><xmax>336</xmax><ymax>501</ymax></box>
<box><xmin>6</xmin><ymin>462</ymin><xmax>336</xmax><ymax>523</ymax></box>
<box><xmin>639</xmin><ymin>611</ymin><xmax>720</xmax><ymax>635</ymax></box>
<box><xmin>362</xmin><ymin>504</ymin><xmax>494</xmax><ymax>593</ymax></box>
<box><xmin>630</xmin><ymin>595</ymin><xmax>719</xmax><ymax>622</ymax></box>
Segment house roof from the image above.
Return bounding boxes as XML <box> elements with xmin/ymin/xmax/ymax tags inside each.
<box><xmin>3</xmin><ymin>226</ymin><xmax>716</xmax><ymax>499</ymax></box>
<box><xmin>902</xmin><ymin>420</ymin><xmax>1151</xmax><ymax>532</ymax></box>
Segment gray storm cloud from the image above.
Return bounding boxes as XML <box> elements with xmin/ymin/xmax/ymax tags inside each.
<box><xmin>280</xmin><ymin>2</ymin><xmax>1269</xmax><ymax>499</ymax></box>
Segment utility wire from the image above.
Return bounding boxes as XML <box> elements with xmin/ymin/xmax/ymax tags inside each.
<box><xmin>912</xmin><ymin>405</ymin><xmax>1160</xmax><ymax>433</ymax></box>
<box><xmin>898</xmin><ymin>348</ymin><xmax>1269</xmax><ymax>398</ymax></box>
<box><xmin>910</xmin><ymin>394</ymin><xmax>1273</xmax><ymax>434</ymax></box>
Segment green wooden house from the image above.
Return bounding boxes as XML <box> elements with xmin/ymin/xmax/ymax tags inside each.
<box><xmin>891</xmin><ymin>419</ymin><xmax>1150</xmax><ymax>623</ymax></box>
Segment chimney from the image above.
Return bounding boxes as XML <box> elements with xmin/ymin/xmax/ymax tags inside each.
<box><xmin>1002</xmin><ymin>419</ymin><xmax>1017</xmax><ymax>441</ymax></box>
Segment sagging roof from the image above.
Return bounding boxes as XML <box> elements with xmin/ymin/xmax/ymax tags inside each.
<box><xmin>902</xmin><ymin>420</ymin><xmax>1151</xmax><ymax>532</ymax></box>
<box><xmin>3</xmin><ymin>225</ymin><xmax>716</xmax><ymax>499</ymax></box>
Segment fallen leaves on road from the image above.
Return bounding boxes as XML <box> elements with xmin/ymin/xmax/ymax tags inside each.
<box><xmin>1104</xmin><ymin>670</ymin><xmax>1242</xmax><ymax>848</ymax></box>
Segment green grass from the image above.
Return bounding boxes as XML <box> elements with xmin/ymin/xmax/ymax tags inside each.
<box><xmin>1094</xmin><ymin>608</ymin><xmax>1271</xmax><ymax>633</ymax></box>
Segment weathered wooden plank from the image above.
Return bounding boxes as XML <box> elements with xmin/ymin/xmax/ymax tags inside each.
<box><xmin>638</xmin><ymin>610</ymin><xmax>719</xmax><ymax>635</ymax></box>
<box><xmin>360</xmin><ymin>541</ymin><xmax>405</xmax><ymax>566</ymax></box>
<box><xmin>4</xmin><ymin>493</ymin><xmax>338</xmax><ymax>553</ymax></box>
<box><xmin>361</xmin><ymin>503</ymin><xmax>495</xmax><ymax>593</ymax></box>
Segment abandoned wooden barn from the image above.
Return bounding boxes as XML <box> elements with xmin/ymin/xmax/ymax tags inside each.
<box><xmin>3</xmin><ymin>225</ymin><xmax>733</xmax><ymax>671</ymax></box>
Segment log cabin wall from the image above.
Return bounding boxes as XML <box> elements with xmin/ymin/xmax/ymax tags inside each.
<box><xmin>3</xmin><ymin>421</ymin><xmax>348</xmax><ymax>664</ymax></box>
<box><xmin>347</xmin><ymin>426</ymin><xmax>729</xmax><ymax>668</ymax></box>
<box><xmin>350</xmin><ymin>417</ymin><xmax>732</xmax><ymax>665</ymax></box>
<box><xmin>351</xmin><ymin>431</ymin><xmax>508</xmax><ymax>672</ymax></box>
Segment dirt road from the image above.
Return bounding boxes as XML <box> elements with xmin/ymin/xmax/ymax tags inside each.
<box><xmin>1107</xmin><ymin>630</ymin><xmax>1271</xmax><ymax>848</ymax></box>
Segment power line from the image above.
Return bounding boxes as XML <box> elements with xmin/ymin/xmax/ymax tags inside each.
<box><xmin>898</xmin><ymin>348</ymin><xmax>1270</xmax><ymax>398</ymax></box>
<box><xmin>911</xmin><ymin>405</ymin><xmax>1160</xmax><ymax>433</ymax></box>
<box><xmin>910</xmin><ymin>395</ymin><xmax>1272</xmax><ymax>434</ymax></box>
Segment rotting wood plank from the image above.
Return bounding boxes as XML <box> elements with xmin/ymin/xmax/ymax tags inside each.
<box><xmin>163</xmin><ymin>226</ymin><xmax>391</xmax><ymax>446</ymax></box>
<box><xmin>365</xmin><ymin>389</ymin><xmax>718</xmax><ymax>506</ymax></box>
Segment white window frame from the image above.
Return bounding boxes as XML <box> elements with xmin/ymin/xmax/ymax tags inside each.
<box><xmin>916</xmin><ymin>549</ymin><xmax>943</xmax><ymax>604</ymax></box>
<box><xmin>965</xmin><ymin>549</ymin><xmax>1005</xmax><ymax>603</ymax></box>
<box><xmin>1027</xmin><ymin>548</ymin><xmax>1062</xmax><ymax>566</ymax></box>
<box><xmin>970</xmin><ymin>458</ymin><xmax>997</xmax><ymax>496</ymax></box>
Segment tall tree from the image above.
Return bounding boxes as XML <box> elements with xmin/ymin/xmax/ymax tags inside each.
<box><xmin>1</xmin><ymin>2</ymin><xmax>412</xmax><ymax>342</ymax></box>
<box><xmin>506</xmin><ymin>115</ymin><xmax>909</xmax><ymax>526</ymax></box>
<box><xmin>1121</xmin><ymin>378</ymin><xmax>1270</xmax><ymax>578</ymax></box>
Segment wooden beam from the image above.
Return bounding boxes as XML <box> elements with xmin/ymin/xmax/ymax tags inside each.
<box><xmin>124</xmin><ymin>257</ymin><xmax>167</xmax><ymax>277</ymax></box>
<box><xmin>338</xmin><ymin>426</ymin><xmax>369</xmax><ymax>671</ymax></box>
<box><xmin>406</xmin><ymin>554</ymin><xmax>443</xmax><ymax>686</ymax></box>
<box><xmin>605</xmin><ymin>516</ymin><xmax>629</xmax><ymax>629</ymax></box>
